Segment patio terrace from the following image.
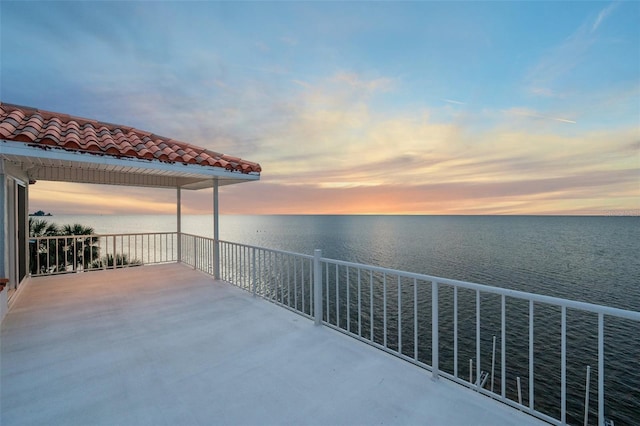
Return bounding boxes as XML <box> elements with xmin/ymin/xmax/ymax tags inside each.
<box><xmin>1</xmin><ymin>263</ymin><xmax>545</xmax><ymax>425</ymax></box>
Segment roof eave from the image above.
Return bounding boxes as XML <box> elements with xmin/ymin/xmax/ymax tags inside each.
<box><xmin>0</xmin><ymin>139</ymin><xmax>260</xmax><ymax>189</ymax></box>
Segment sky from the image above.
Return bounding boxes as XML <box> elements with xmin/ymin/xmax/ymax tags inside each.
<box><xmin>1</xmin><ymin>1</ymin><xmax>639</xmax><ymax>215</ymax></box>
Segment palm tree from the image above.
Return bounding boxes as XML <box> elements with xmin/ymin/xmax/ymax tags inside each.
<box><xmin>29</xmin><ymin>218</ymin><xmax>60</xmax><ymax>237</ymax></box>
<box><xmin>29</xmin><ymin>218</ymin><xmax>61</xmax><ymax>274</ymax></box>
<box><xmin>29</xmin><ymin>220</ymin><xmax>100</xmax><ymax>273</ymax></box>
<box><xmin>30</xmin><ymin>220</ymin><xmax>142</xmax><ymax>274</ymax></box>
<box><xmin>60</xmin><ymin>224</ymin><xmax>99</xmax><ymax>271</ymax></box>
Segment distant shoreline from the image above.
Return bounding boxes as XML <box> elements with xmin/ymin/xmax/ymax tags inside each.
<box><xmin>28</xmin><ymin>211</ymin><xmax>52</xmax><ymax>217</ymax></box>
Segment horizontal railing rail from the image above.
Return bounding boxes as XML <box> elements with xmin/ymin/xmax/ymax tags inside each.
<box><xmin>29</xmin><ymin>232</ymin><xmax>177</xmax><ymax>276</ymax></box>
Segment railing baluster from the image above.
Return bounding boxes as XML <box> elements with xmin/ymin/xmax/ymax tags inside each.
<box><xmin>476</xmin><ymin>290</ymin><xmax>481</xmax><ymax>390</ymax></box>
<box><xmin>275</xmin><ymin>253</ymin><xmax>282</xmax><ymax>304</ymax></box>
<box><xmin>383</xmin><ymin>272</ymin><xmax>387</xmax><ymax>348</ymax></box>
<box><xmin>308</xmin><ymin>258</ymin><xmax>313</xmax><ymax>315</ymax></box>
<box><xmin>300</xmin><ymin>259</ymin><xmax>305</xmax><ymax>312</ymax></box>
<box><xmin>529</xmin><ymin>300</ymin><xmax>534</xmax><ymax>410</ymax></box>
<box><xmin>252</xmin><ymin>247</ymin><xmax>257</xmax><ymax>296</ymax></box>
<box><xmin>192</xmin><ymin>235</ymin><xmax>196</xmax><ymax>269</ymax></box>
<box><xmin>325</xmin><ymin>262</ymin><xmax>329</xmax><ymax>321</ymax></box>
<box><xmin>336</xmin><ymin>264</ymin><xmax>339</xmax><ymax>328</ymax></box>
<box><xmin>398</xmin><ymin>275</ymin><xmax>402</xmax><ymax>354</ymax></box>
<box><xmin>313</xmin><ymin>249</ymin><xmax>322</xmax><ymax>325</ymax></box>
<box><xmin>347</xmin><ymin>266</ymin><xmax>350</xmax><ymax>333</ymax></box>
<box><xmin>561</xmin><ymin>306</ymin><xmax>567</xmax><ymax>425</ymax></box>
<box><xmin>454</xmin><ymin>286</ymin><xmax>458</xmax><ymax>378</ymax></box>
<box><xmin>370</xmin><ymin>270</ymin><xmax>374</xmax><ymax>342</ymax></box>
<box><xmin>598</xmin><ymin>313</ymin><xmax>604</xmax><ymax>426</ymax></box>
<box><xmin>358</xmin><ymin>268</ymin><xmax>362</xmax><ymax>337</ymax></box>
<box><xmin>287</xmin><ymin>255</ymin><xmax>291</xmax><ymax>306</ymax></box>
<box><xmin>432</xmin><ymin>280</ymin><xmax>439</xmax><ymax>380</ymax></box>
<box><xmin>278</xmin><ymin>254</ymin><xmax>284</xmax><ymax>304</ymax></box>
<box><xmin>501</xmin><ymin>294</ymin><xmax>506</xmax><ymax>400</ymax></box>
<box><xmin>293</xmin><ymin>256</ymin><xmax>298</xmax><ymax>309</ymax></box>
<box><xmin>414</xmin><ymin>277</ymin><xmax>418</xmax><ymax>361</ymax></box>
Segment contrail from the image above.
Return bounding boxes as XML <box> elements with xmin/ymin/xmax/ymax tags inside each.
<box><xmin>443</xmin><ymin>99</ymin><xmax>466</xmax><ymax>105</ymax></box>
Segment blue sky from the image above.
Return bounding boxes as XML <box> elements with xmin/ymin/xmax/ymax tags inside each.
<box><xmin>2</xmin><ymin>1</ymin><xmax>638</xmax><ymax>215</ymax></box>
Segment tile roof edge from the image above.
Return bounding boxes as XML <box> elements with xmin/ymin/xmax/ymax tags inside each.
<box><xmin>0</xmin><ymin>102</ymin><xmax>262</xmax><ymax>173</ymax></box>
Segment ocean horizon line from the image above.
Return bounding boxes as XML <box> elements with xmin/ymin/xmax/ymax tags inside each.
<box><xmin>39</xmin><ymin>212</ymin><xmax>640</xmax><ymax>217</ymax></box>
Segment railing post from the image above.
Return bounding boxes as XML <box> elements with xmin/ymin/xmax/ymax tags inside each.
<box><xmin>112</xmin><ymin>235</ymin><xmax>116</xmax><ymax>269</ymax></box>
<box><xmin>73</xmin><ymin>237</ymin><xmax>77</xmax><ymax>272</ymax></box>
<box><xmin>213</xmin><ymin>178</ymin><xmax>220</xmax><ymax>280</ymax></box>
<box><xmin>176</xmin><ymin>187</ymin><xmax>182</xmax><ymax>263</ymax></box>
<box><xmin>432</xmin><ymin>280</ymin><xmax>439</xmax><ymax>380</ymax></box>
<box><xmin>193</xmin><ymin>236</ymin><xmax>196</xmax><ymax>270</ymax></box>
<box><xmin>314</xmin><ymin>249</ymin><xmax>323</xmax><ymax>326</ymax></box>
<box><xmin>598</xmin><ymin>313</ymin><xmax>604</xmax><ymax>426</ymax></box>
<box><xmin>252</xmin><ymin>247</ymin><xmax>257</xmax><ymax>297</ymax></box>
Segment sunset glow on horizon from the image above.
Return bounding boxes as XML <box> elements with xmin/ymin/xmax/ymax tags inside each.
<box><xmin>2</xmin><ymin>2</ymin><xmax>638</xmax><ymax>216</ymax></box>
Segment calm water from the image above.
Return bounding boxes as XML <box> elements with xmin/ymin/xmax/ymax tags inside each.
<box><xmin>49</xmin><ymin>214</ymin><xmax>639</xmax><ymax>424</ymax></box>
<box><xmin>52</xmin><ymin>214</ymin><xmax>639</xmax><ymax>309</ymax></box>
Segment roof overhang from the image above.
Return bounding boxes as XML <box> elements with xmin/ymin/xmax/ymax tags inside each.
<box><xmin>0</xmin><ymin>140</ymin><xmax>260</xmax><ymax>190</ymax></box>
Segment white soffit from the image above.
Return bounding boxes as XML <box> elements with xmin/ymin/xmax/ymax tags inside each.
<box><xmin>0</xmin><ymin>140</ymin><xmax>259</xmax><ymax>190</ymax></box>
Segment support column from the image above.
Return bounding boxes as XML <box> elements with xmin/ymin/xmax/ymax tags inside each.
<box><xmin>213</xmin><ymin>179</ymin><xmax>220</xmax><ymax>280</ymax></box>
<box><xmin>313</xmin><ymin>249</ymin><xmax>323</xmax><ymax>325</ymax></box>
<box><xmin>176</xmin><ymin>187</ymin><xmax>182</xmax><ymax>263</ymax></box>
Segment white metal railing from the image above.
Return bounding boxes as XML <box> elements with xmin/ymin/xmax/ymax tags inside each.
<box><xmin>28</xmin><ymin>233</ymin><xmax>640</xmax><ymax>425</ymax></box>
<box><xmin>212</xmin><ymin>241</ymin><xmax>639</xmax><ymax>426</ymax></box>
<box><xmin>215</xmin><ymin>238</ymin><xmax>315</xmax><ymax>318</ymax></box>
<box><xmin>29</xmin><ymin>232</ymin><xmax>177</xmax><ymax>275</ymax></box>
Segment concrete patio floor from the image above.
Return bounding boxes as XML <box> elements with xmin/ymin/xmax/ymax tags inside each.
<box><xmin>1</xmin><ymin>264</ymin><xmax>547</xmax><ymax>426</ymax></box>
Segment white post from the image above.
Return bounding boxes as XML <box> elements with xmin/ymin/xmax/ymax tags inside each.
<box><xmin>476</xmin><ymin>290</ymin><xmax>481</xmax><ymax>391</ymax></box>
<box><xmin>252</xmin><ymin>247</ymin><xmax>257</xmax><ymax>297</ymax></box>
<box><xmin>529</xmin><ymin>300</ymin><xmax>534</xmax><ymax>410</ymax></box>
<box><xmin>176</xmin><ymin>187</ymin><xmax>182</xmax><ymax>263</ymax></box>
<box><xmin>313</xmin><ymin>249</ymin><xmax>323</xmax><ymax>325</ymax></box>
<box><xmin>432</xmin><ymin>280</ymin><xmax>439</xmax><ymax>380</ymax></box>
<box><xmin>112</xmin><ymin>235</ymin><xmax>116</xmax><ymax>269</ymax></box>
<box><xmin>491</xmin><ymin>335</ymin><xmax>496</xmax><ymax>393</ymax></box>
<box><xmin>192</xmin><ymin>237</ymin><xmax>196</xmax><ymax>270</ymax></box>
<box><xmin>561</xmin><ymin>306</ymin><xmax>567</xmax><ymax>425</ymax></box>
<box><xmin>213</xmin><ymin>179</ymin><xmax>220</xmax><ymax>280</ymax></box>
<box><xmin>597</xmin><ymin>314</ymin><xmax>604</xmax><ymax>426</ymax></box>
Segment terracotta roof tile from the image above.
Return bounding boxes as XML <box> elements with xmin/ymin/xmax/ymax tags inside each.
<box><xmin>0</xmin><ymin>103</ymin><xmax>261</xmax><ymax>174</ymax></box>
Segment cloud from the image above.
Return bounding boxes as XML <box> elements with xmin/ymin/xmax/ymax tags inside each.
<box><xmin>524</xmin><ymin>4</ymin><xmax>621</xmax><ymax>98</ymax></box>
<box><xmin>212</xmin><ymin>165</ymin><xmax>639</xmax><ymax>215</ymax></box>
<box><xmin>591</xmin><ymin>3</ymin><xmax>618</xmax><ymax>33</ymax></box>
<box><xmin>29</xmin><ymin>183</ymin><xmax>180</xmax><ymax>215</ymax></box>
<box><xmin>332</xmin><ymin>72</ymin><xmax>394</xmax><ymax>93</ymax></box>
<box><xmin>502</xmin><ymin>108</ymin><xmax>576</xmax><ymax>124</ymax></box>
<box><xmin>26</xmin><ymin>61</ymin><xmax>638</xmax><ymax>216</ymax></box>
<box><xmin>527</xmin><ymin>87</ymin><xmax>560</xmax><ymax>98</ymax></box>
